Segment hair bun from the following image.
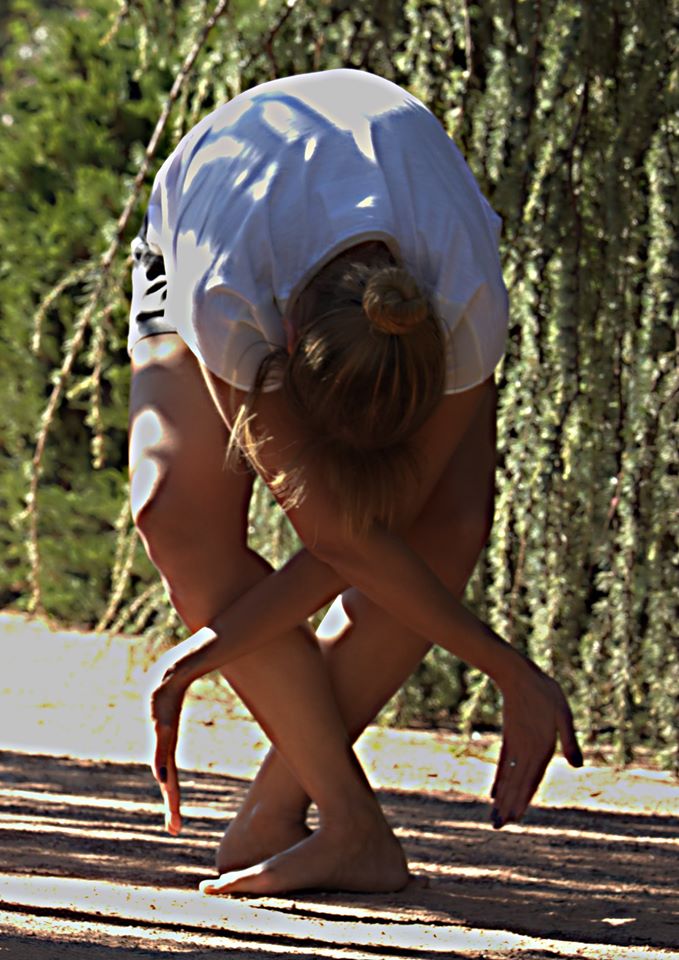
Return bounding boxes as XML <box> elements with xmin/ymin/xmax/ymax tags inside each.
<box><xmin>362</xmin><ymin>266</ymin><xmax>429</xmax><ymax>335</ymax></box>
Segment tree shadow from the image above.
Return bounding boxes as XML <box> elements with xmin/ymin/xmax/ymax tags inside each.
<box><xmin>372</xmin><ymin>788</ymin><xmax>678</xmax><ymax>948</ymax></box>
<box><xmin>0</xmin><ymin>750</ymin><xmax>676</xmax><ymax>955</ymax></box>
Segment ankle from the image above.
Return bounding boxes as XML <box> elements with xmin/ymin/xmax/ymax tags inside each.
<box><xmin>318</xmin><ymin>795</ymin><xmax>387</xmax><ymax>835</ymax></box>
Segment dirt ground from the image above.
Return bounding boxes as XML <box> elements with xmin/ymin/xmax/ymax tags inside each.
<box><xmin>0</xmin><ymin>612</ymin><xmax>677</xmax><ymax>959</ymax></box>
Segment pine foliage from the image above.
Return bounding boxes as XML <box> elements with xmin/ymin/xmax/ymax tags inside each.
<box><xmin>1</xmin><ymin>0</ymin><xmax>676</xmax><ymax>768</ymax></box>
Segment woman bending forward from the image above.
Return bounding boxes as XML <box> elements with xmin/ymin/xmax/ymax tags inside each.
<box><xmin>127</xmin><ymin>69</ymin><xmax>582</xmax><ymax>896</ymax></box>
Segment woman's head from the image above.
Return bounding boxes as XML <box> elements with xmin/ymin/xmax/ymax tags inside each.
<box><xmin>236</xmin><ymin>245</ymin><xmax>446</xmax><ymax>534</ymax></box>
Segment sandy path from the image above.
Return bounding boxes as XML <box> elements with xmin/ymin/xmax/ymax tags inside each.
<box><xmin>0</xmin><ymin>612</ymin><xmax>677</xmax><ymax>958</ymax></box>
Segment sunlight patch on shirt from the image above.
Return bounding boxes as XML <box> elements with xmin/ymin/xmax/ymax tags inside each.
<box><xmin>176</xmin><ymin>228</ymin><xmax>214</xmax><ymax>260</ymax></box>
<box><xmin>261</xmin><ymin>100</ymin><xmax>299</xmax><ymax>141</ymax></box>
<box><xmin>304</xmin><ymin>136</ymin><xmax>317</xmax><ymax>162</ymax></box>
<box><xmin>211</xmin><ymin>97</ymin><xmax>252</xmax><ymax>133</ymax></box>
<box><xmin>289</xmin><ymin>74</ymin><xmax>404</xmax><ymax>162</ymax></box>
<box><xmin>356</xmin><ymin>195</ymin><xmax>376</xmax><ymax>208</ymax></box>
<box><xmin>350</xmin><ymin>122</ymin><xmax>376</xmax><ymax>162</ymax></box>
<box><xmin>184</xmin><ymin>136</ymin><xmax>245</xmax><ymax>192</ymax></box>
<box><xmin>249</xmin><ymin>161</ymin><xmax>278</xmax><ymax>202</ymax></box>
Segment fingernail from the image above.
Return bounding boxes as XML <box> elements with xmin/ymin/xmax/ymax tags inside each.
<box><xmin>159</xmin><ymin>766</ymin><xmax>167</xmax><ymax>783</ymax></box>
<box><xmin>491</xmin><ymin>809</ymin><xmax>503</xmax><ymax>830</ymax></box>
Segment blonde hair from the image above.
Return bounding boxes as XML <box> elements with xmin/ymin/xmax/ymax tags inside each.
<box><xmin>231</xmin><ymin>245</ymin><xmax>446</xmax><ymax>535</ymax></box>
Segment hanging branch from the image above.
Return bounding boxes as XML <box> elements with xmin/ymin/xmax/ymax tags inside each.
<box><xmin>31</xmin><ymin>263</ymin><xmax>93</xmax><ymax>356</ymax></box>
<box><xmin>461</xmin><ymin>0</ymin><xmax>475</xmax><ymax>82</ymax></box>
<box><xmin>100</xmin><ymin>0</ymin><xmax>135</xmax><ymax>46</ymax></box>
<box><xmin>110</xmin><ymin>581</ymin><xmax>165</xmax><ymax>637</ymax></box>
<box><xmin>100</xmin><ymin>0</ymin><xmax>232</xmax><ymax>276</ymax></box>
<box><xmin>97</xmin><ymin>522</ymin><xmax>139</xmax><ymax>633</ymax></box>
<box><xmin>240</xmin><ymin>0</ymin><xmax>299</xmax><ymax>77</ymax></box>
<box><xmin>87</xmin><ymin>302</ymin><xmax>114</xmax><ymax>470</ymax></box>
<box><xmin>26</xmin><ymin>0</ymin><xmax>232</xmax><ymax>615</ymax></box>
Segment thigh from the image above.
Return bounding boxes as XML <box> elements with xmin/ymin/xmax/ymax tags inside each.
<box><xmin>336</xmin><ymin>379</ymin><xmax>497</xmax><ymax>632</ymax></box>
<box><xmin>128</xmin><ymin>334</ymin><xmax>259</xmax><ymax>628</ymax></box>
<box><xmin>409</xmin><ymin>376</ymin><xmax>498</xmax><ymax>585</ymax></box>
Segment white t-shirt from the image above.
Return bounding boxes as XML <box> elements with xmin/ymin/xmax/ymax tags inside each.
<box><xmin>138</xmin><ymin>69</ymin><xmax>509</xmax><ymax>393</ymax></box>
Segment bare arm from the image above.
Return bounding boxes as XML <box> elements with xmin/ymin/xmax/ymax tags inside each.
<box><xmin>151</xmin><ymin>380</ymin><xmax>490</xmax><ymax>690</ymax></box>
<box><xmin>157</xmin><ymin>526</ymin><xmax>515</xmax><ymax>692</ymax></box>
<box><xmin>151</xmin><ymin>374</ymin><xmax>581</xmax><ymax>833</ymax></box>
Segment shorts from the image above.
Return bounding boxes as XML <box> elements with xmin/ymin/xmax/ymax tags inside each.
<box><xmin>127</xmin><ymin>215</ymin><xmax>175</xmax><ymax>356</ymax></box>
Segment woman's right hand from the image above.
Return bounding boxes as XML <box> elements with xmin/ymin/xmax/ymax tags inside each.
<box><xmin>150</xmin><ymin>659</ymin><xmax>188</xmax><ymax>836</ymax></box>
<box><xmin>490</xmin><ymin>659</ymin><xmax>583</xmax><ymax>829</ymax></box>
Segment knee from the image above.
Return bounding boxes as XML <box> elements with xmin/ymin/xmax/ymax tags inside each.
<box><xmin>131</xmin><ymin>479</ymin><xmax>185</xmax><ymax>584</ymax></box>
<box><xmin>132</xmin><ymin>500</ymin><xmax>200</xmax><ymax>627</ymax></box>
<box><xmin>131</xmin><ymin>481</ymin><xmax>260</xmax><ymax>631</ymax></box>
<box><xmin>417</xmin><ymin>506</ymin><xmax>494</xmax><ymax>596</ymax></box>
<box><xmin>450</xmin><ymin>509</ymin><xmax>493</xmax><ymax>587</ymax></box>
<box><xmin>128</xmin><ymin>404</ymin><xmax>200</xmax><ymax>567</ymax></box>
<box><xmin>462</xmin><ymin>503</ymin><xmax>494</xmax><ymax>558</ymax></box>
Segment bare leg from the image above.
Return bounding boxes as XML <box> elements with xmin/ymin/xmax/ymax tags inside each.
<box><xmin>129</xmin><ymin>335</ymin><xmax>408</xmax><ymax>893</ymax></box>
<box><xmin>215</xmin><ymin>380</ymin><xmax>497</xmax><ymax>873</ymax></box>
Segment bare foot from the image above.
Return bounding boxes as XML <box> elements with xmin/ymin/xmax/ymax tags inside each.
<box><xmin>216</xmin><ymin>809</ymin><xmax>311</xmax><ymax>873</ymax></box>
<box><xmin>202</xmin><ymin>818</ymin><xmax>409</xmax><ymax>895</ymax></box>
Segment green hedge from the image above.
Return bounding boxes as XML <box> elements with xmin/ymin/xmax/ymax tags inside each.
<box><xmin>1</xmin><ymin>0</ymin><xmax>676</xmax><ymax>769</ymax></box>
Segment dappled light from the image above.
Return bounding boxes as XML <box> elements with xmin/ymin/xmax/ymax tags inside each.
<box><xmin>0</xmin><ymin>751</ymin><xmax>677</xmax><ymax>958</ymax></box>
<box><xmin>249</xmin><ymin>161</ymin><xmax>279</xmax><ymax>203</ymax></box>
<box><xmin>0</xmin><ymin>616</ymin><xmax>677</xmax><ymax>956</ymax></box>
<box><xmin>1</xmin><ymin>0</ymin><xmax>677</xmax><ymax>954</ymax></box>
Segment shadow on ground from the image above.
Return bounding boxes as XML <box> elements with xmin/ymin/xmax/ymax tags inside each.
<box><xmin>0</xmin><ymin>750</ymin><xmax>677</xmax><ymax>959</ymax></box>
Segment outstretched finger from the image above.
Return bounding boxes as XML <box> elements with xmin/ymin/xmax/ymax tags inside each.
<box><xmin>495</xmin><ymin>758</ymin><xmax>530</xmax><ymax>828</ymax></box>
<box><xmin>510</xmin><ymin>748</ymin><xmax>553</xmax><ymax>825</ymax></box>
<box><xmin>153</xmin><ymin>718</ymin><xmax>182</xmax><ymax>835</ymax></box>
<box><xmin>490</xmin><ymin>738</ymin><xmax>508</xmax><ymax>802</ymax></box>
<box><xmin>491</xmin><ymin>739</ymin><xmax>520</xmax><ymax>828</ymax></box>
<box><xmin>555</xmin><ymin>692</ymin><xmax>583</xmax><ymax>768</ymax></box>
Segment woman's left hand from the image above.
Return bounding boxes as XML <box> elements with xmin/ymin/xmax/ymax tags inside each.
<box><xmin>490</xmin><ymin>662</ymin><xmax>583</xmax><ymax>829</ymax></box>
